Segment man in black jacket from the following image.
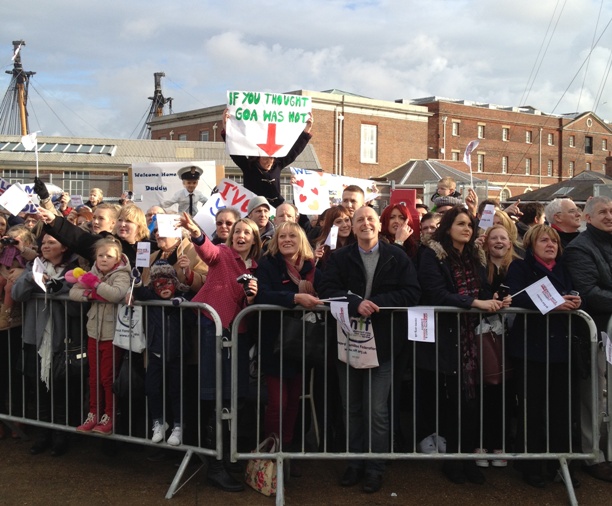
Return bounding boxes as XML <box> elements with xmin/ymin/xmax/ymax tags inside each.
<box><xmin>565</xmin><ymin>196</ymin><xmax>612</xmax><ymax>482</ymax></box>
<box><xmin>320</xmin><ymin>206</ymin><xmax>420</xmax><ymax>493</ymax></box>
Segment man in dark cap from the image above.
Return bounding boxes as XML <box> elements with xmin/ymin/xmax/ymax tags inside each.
<box><xmin>161</xmin><ymin>165</ymin><xmax>208</xmax><ymax>216</ymax></box>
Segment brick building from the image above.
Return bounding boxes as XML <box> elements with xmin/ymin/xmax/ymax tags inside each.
<box><xmin>148</xmin><ymin>89</ymin><xmax>431</xmax><ymax>181</ymax></box>
<box><xmin>407</xmin><ymin>97</ymin><xmax>612</xmax><ymax>199</ymax></box>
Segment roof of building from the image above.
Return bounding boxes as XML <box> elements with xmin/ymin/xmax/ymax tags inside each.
<box><xmin>379</xmin><ymin>159</ymin><xmax>484</xmax><ymax>187</ymax></box>
<box><xmin>507</xmin><ymin>170</ymin><xmax>612</xmax><ymax>203</ymax></box>
<box><xmin>0</xmin><ymin>135</ymin><xmax>322</xmax><ymax>172</ymax></box>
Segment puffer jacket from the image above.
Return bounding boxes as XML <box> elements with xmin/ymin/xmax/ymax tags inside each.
<box><xmin>69</xmin><ymin>253</ymin><xmax>131</xmax><ymax>340</ymax></box>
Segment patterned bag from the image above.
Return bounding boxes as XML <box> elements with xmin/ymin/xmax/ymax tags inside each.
<box><xmin>244</xmin><ymin>434</ymin><xmax>279</xmax><ymax>496</ymax></box>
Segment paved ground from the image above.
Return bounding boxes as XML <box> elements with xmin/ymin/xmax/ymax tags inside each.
<box><xmin>2</xmin><ymin>424</ymin><xmax>611</xmax><ymax>505</ymax></box>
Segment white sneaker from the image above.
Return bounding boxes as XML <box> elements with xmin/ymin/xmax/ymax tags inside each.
<box><xmin>152</xmin><ymin>421</ymin><xmax>168</xmax><ymax>443</ymax></box>
<box><xmin>491</xmin><ymin>449</ymin><xmax>508</xmax><ymax>467</ymax></box>
<box><xmin>167</xmin><ymin>425</ymin><xmax>182</xmax><ymax>446</ymax></box>
<box><xmin>475</xmin><ymin>448</ymin><xmax>489</xmax><ymax>467</ymax></box>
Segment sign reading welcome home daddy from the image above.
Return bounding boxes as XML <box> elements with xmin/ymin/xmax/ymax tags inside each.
<box><xmin>225</xmin><ymin>90</ymin><xmax>312</xmax><ymax>158</ymax></box>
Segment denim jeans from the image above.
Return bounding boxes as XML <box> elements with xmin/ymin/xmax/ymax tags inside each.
<box><xmin>336</xmin><ymin>358</ymin><xmax>392</xmax><ymax>475</ymax></box>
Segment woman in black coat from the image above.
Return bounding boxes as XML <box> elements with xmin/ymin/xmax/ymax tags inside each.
<box><xmin>505</xmin><ymin>224</ymin><xmax>582</xmax><ymax>488</ymax></box>
<box><xmin>256</xmin><ymin>222</ymin><xmax>322</xmax><ymax>452</ymax></box>
<box><xmin>416</xmin><ymin>205</ymin><xmax>505</xmax><ymax>485</ymax></box>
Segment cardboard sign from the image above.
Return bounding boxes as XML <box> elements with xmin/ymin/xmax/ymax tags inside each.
<box><xmin>0</xmin><ymin>183</ymin><xmax>31</xmax><ymax>216</ymax></box>
<box><xmin>225</xmin><ymin>90</ymin><xmax>312</xmax><ymax>157</ymax></box>
<box><xmin>130</xmin><ymin>161</ymin><xmax>217</xmax><ymax>213</ymax></box>
<box><xmin>192</xmin><ymin>179</ymin><xmax>276</xmax><ymax>239</ymax></box>
<box><xmin>0</xmin><ymin>179</ymin><xmax>38</xmax><ymax>215</ymax></box>
<box><xmin>290</xmin><ymin>168</ymin><xmax>380</xmax><ymax>214</ymax></box>
<box><xmin>407</xmin><ymin>307</ymin><xmax>436</xmax><ymax>342</ymax></box>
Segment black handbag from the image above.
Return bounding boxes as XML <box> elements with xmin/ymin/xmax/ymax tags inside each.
<box><xmin>275</xmin><ymin>312</ymin><xmax>328</xmax><ymax>367</ymax></box>
<box><xmin>53</xmin><ymin>344</ymin><xmax>88</xmax><ymax>381</ymax></box>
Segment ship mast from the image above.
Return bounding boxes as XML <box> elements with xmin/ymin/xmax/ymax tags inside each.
<box><xmin>137</xmin><ymin>72</ymin><xmax>172</xmax><ymax>139</ymax></box>
<box><xmin>1</xmin><ymin>40</ymin><xmax>36</xmax><ymax>135</ymax></box>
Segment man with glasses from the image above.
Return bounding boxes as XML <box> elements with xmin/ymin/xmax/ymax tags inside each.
<box><xmin>545</xmin><ymin>198</ymin><xmax>582</xmax><ymax>247</ymax></box>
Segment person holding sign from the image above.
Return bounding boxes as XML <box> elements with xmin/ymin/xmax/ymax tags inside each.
<box><xmin>416</xmin><ymin>205</ymin><xmax>505</xmax><ymax>485</ymax></box>
<box><xmin>319</xmin><ymin>206</ymin><xmax>420</xmax><ymax>494</ymax></box>
<box><xmin>222</xmin><ymin>109</ymin><xmax>313</xmax><ymax>206</ymax></box>
<box><xmin>505</xmin><ymin>224</ymin><xmax>582</xmax><ymax>488</ymax></box>
<box><xmin>178</xmin><ymin>211</ymin><xmax>261</xmax><ymax>493</ymax></box>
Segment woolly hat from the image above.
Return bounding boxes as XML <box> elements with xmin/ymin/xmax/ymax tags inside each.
<box><xmin>247</xmin><ymin>195</ymin><xmax>270</xmax><ymax>215</ymax></box>
<box><xmin>149</xmin><ymin>260</ymin><xmax>189</xmax><ymax>292</ymax></box>
<box><xmin>433</xmin><ymin>195</ymin><xmax>463</xmax><ymax>208</ymax></box>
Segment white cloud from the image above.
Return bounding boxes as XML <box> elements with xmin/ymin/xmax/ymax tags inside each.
<box><xmin>0</xmin><ymin>0</ymin><xmax>611</xmax><ymax>136</ymax></box>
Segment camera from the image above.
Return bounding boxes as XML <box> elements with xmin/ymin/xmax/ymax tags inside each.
<box><xmin>0</xmin><ymin>237</ymin><xmax>17</xmax><ymax>246</ymax></box>
<box><xmin>236</xmin><ymin>274</ymin><xmax>257</xmax><ymax>296</ymax></box>
<box><xmin>569</xmin><ymin>290</ymin><xmax>579</xmax><ymax>296</ymax></box>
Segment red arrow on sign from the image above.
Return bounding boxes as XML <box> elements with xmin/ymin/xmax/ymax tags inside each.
<box><xmin>257</xmin><ymin>124</ymin><xmax>283</xmax><ymax>156</ymax></box>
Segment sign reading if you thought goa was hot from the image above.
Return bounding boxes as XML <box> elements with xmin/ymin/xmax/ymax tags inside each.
<box><xmin>225</xmin><ymin>90</ymin><xmax>312</xmax><ymax>158</ymax></box>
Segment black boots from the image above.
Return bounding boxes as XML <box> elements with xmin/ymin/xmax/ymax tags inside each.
<box><xmin>206</xmin><ymin>457</ymin><xmax>244</xmax><ymax>492</ymax></box>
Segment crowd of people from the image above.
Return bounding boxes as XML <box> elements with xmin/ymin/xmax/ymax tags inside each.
<box><xmin>0</xmin><ymin>130</ymin><xmax>611</xmax><ymax>497</ymax></box>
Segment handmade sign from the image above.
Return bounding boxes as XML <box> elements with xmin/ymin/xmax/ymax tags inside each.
<box><xmin>192</xmin><ymin>178</ymin><xmax>276</xmax><ymax>239</ymax></box>
<box><xmin>131</xmin><ymin>161</ymin><xmax>217</xmax><ymax>212</ymax></box>
<box><xmin>478</xmin><ymin>204</ymin><xmax>496</xmax><ymax>231</ymax></box>
<box><xmin>290</xmin><ymin>168</ymin><xmax>379</xmax><ymax>214</ymax></box>
<box><xmin>225</xmin><ymin>90</ymin><xmax>312</xmax><ymax>157</ymax></box>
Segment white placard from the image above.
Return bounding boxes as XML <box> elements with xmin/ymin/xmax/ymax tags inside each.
<box><xmin>70</xmin><ymin>195</ymin><xmax>84</xmax><ymax>207</ymax></box>
<box><xmin>155</xmin><ymin>214</ymin><xmax>182</xmax><ymax>238</ymax></box>
<box><xmin>524</xmin><ymin>276</ymin><xmax>565</xmax><ymax>315</ymax></box>
<box><xmin>324</xmin><ymin>225</ymin><xmax>339</xmax><ymax>250</ymax></box>
<box><xmin>407</xmin><ymin>307</ymin><xmax>436</xmax><ymax>343</ymax></box>
<box><xmin>602</xmin><ymin>332</ymin><xmax>612</xmax><ymax>366</ymax></box>
<box><xmin>32</xmin><ymin>257</ymin><xmax>46</xmax><ymax>292</ymax></box>
<box><xmin>135</xmin><ymin>242</ymin><xmax>151</xmax><ymax>268</ymax></box>
<box><xmin>478</xmin><ymin>204</ymin><xmax>496</xmax><ymax>231</ymax></box>
<box><xmin>225</xmin><ymin>90</ymin><xmax>312</xmax><ymax>157</ymax></box>
<box><xmin>0</xmin><ymin>183</ymin><xmax>31</xmax><ymax>216</ymax></box>
<box><xmin>290</xmin><ymin>168</ymin><xmax>380</xmax><ymax>214</ymax></box>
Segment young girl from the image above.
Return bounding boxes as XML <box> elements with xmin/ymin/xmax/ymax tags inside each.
<box><xmin>69</xmin><ymin>237</ymin><xmax>131</xmax><ymax>435</ymax></box>
<box><xmin>0</xmin><ymin>225</ymin><xmax>37</xmax><ymax>329</ymax></box>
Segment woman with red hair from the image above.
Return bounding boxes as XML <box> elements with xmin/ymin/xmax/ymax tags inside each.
<box><xmin>380</xmin><ymin>203</ymin><xmax>418</xmax><ymax>259</ymax></box>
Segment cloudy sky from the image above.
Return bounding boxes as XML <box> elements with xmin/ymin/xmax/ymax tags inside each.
<box><xmin>1</xmin><ymin>0</ymin><xmax>611</xmax><ymax>139</ymax></box>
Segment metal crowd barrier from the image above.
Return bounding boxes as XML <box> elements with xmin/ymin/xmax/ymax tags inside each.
<box><xmin>0</xmin><ymin>294</ymin><xmax>225</xmax><ymax>499</ymax></box>
<box><xmin>231</xmin><ymin>305</ymin><xmax>600</xmax><ymax>506</ymax></box>
<box><xmin>0</xmin><ymin>297</ymin><xmax>604</xmax><ymax>505</ymax></box>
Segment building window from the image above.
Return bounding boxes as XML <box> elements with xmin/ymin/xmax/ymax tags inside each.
<box><xmin>360</xmin><ymin>124</ymin><xmax>378</xmax><ymax>164</ymax></box>
<box><xmin>603</xmin><ymin>139</ymin><xmax>608</xmax><ymax>151</ymax></box>
<box><xmin>525</xmin><ymin>158</ymin><xmax>531</xmax><ymax>175</ymax></box>
<box><xmin>159</xmin><ymin>136</ymin><xmax>167</xmax><ymax>140</ymax></box>
<box><xmin>585</xmin><ymin>136</ymin><xmax>593</xmax><ymax>154</ymax></box>
<box><xmin>502</xmin><ymin>127</ymin><xmax>509</xmax><ymax>141</ymax></box>
<box><xmin>452</xmin><ymin>121</ymin><xmax>460</xmax><ymax>136</ymax></box>
<box><xmin>526</xmin><ymin>130</ymin><xmax>532</xmax><ymax>144</ymax></box>
<box><xmin>1</xmin><ymin>169</ymin><xmax>28</xmax><ymax>184</ymax></box>
<box><xmin>569</xmin><ymin>161</ymin><xmax>574</xmax><ymax>177</ymax></box>
<box><xmin>586</xmin><ymin>162</ymin><xmax>592</xmax><ymax>171</ymax></box>
<box><xmin>178</xmin><ymin>134</ymin><xmax>188</xmax><ymax>141</ymax></box>
<box><xmin>477</xmin><ymin>154</ymin><xmax>484</xmax><ymax>172</ymax></box>
<box><xmin>451</xmin><ymin>150</ymin><xmax>460</xmax><ymax>161</ymax></box>
<box><xmin>477</xmin><ymin>125</ymin><xmax>485</xmax><ymax>139</ymax></box>
<box><xmin>547</xmin><ymin>160</ymin><xmax>553</xmax><ymax>176</ymax></box>
<box><xmin>569</xmin><ymin>135</ymin><xmax>575</xmax><ymax>148</ymax></box>
<box><xmin>547</xmin><ymin>133</ymin><xmax>554</xmax><ymax>146</ymax></box>
<box><xmin>500</xmin><ymin>188</ymin><xmax>511</xmax><ymax>201</ymax></box>
<box><xmin>501</xmin><ymin>156</ymin><xmax>508</xmax><ymax>174</ymax></box>
<box><xmin>199</xmin><ymin>131</ymin><xmax>209</xmax><ymax>142</ymax></box>
<box><xmin>65</xmin><ymin>171</ymin><xmax>89</xmax><ymax>195</ymax></box>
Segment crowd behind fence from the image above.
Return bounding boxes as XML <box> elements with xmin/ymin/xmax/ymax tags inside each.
<box><xmin>0</xmin><ymin>295</ymin><xmax>605</xmax><ymax>505</ymax></box>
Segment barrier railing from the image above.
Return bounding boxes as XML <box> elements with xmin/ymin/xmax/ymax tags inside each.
<box><xmin>230</xmin><ymin>305</ymin><xmax>600</xmax><ymax>506</ymax></box>
<box><xmin>0</xmin><ymin>294</ymin><xmax>225</xmax><ymax>499</ymax></box>
<box><xmin>0</xmin><ymin>298</ymin><xmax>603</xmax><ymax>505</ymax></box>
